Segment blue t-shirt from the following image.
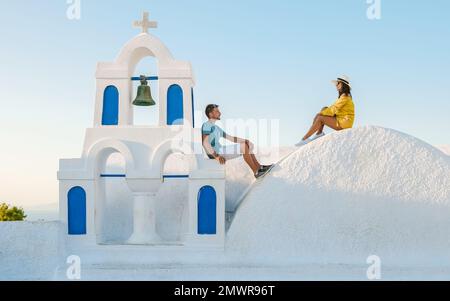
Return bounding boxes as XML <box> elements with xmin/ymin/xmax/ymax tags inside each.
<box><xmin>202</xmin><ymin>121</ymin><xmax>226</xmax><ymax>154</ymax></box>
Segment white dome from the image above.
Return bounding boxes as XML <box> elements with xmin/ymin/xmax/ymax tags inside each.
<box><xmin>226</xmin><ymin>126</ymin><xmax>450</xmax><ymax>267</ymax></box>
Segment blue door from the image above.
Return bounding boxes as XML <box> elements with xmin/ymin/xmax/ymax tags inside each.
<box><xmin>197</xmin><ymin>186</ymin><xmax>217</xmax><ymax>235</ymax></box>
<box><xmin>102</xmin><ymin>85</ymin><xmax>119</xmax><ymax>125</ymax></box>
<box><xmin>167</xmin><ymin>84</ymin><xmax>184</xmax><ymax>125</ymax></box>
<box><xmin>68</xmin><ymin>186</ymin><xmax>87</xmax><ymax>235</ymax></box>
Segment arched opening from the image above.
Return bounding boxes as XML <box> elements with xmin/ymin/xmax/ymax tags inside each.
<box><xmin>132</xmin><ymin>56</ymin><xmax>159</xmax><ymax>126</ymax></box>
<box><xmin>163</xmin><ymin>152</ymin><xmax>190</xmax><ymax>178</ymax></box>
<box><xmin>167</xmin><ymin>84</ymin><xmax>184</xmax><ymax>125</ymax></box>
<box><xmin>197</xmin><ymin>186</ymin><xmax>217</xmax><ymax>235</ymax></box>
<box><xmin>151</xmin><ymin>140</ymin><xmax>197</xmax><ymax>177</ymax></box>
<box><xmin>68</xmin><ymin>186</ymin><xmax>87</xmax><ymax>235</ymax></box>
<box><xmin>154</xmin><ymin>152</ymin><xmax>191</xmax><ymax>242</ymax></box>
<box><xmin>102</xmin><ymin>86</ymin><xmax>119</xmax><ymax>126</ymax></box>
<box><xmin>98</xmin><ymin>152</ymin><xmax>133</xmax><ymax>244</ymax></box>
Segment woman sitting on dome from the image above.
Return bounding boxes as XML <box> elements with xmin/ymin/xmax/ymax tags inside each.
<box><xmin>295</xmin><ymin>75</ymin><xmax>355</xmax><ymax>146</ymax></box>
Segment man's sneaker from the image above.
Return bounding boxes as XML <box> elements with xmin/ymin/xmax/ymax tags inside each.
<box><xmin>261</xmin><ymin>164</ymin><xmax>274</xmax><ymax>172</ymax></box>
<box><xmin>255</xmin><ymin>167</ymin><xmax>269</xmax><ymax>179</ymax></box>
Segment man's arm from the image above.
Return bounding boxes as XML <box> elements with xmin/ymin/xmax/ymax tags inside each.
<box><xmin>224</xmin><ymin>134</ymin><xmax>247</xmax><ymax>144</ymax></box>
<box><xmin>224</xmin><ymin>134</ymin><xmax>254</xmax><ymax>151</ymax></box>
<box><xmin>202</xmin><ymin>134</ymin><xmax>226</xmax><ymax>164</ymax></box>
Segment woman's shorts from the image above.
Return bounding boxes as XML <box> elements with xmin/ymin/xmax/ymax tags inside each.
<box><xmin>337</xmin><ymin>116</ymin><xmax>354</xmax><ymax>129</ymax></box>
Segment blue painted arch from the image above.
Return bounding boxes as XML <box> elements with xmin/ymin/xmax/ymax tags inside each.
<box><xmin>102</xmin><ymin>85</ymin><xmax>119</xmax><ymax>125</ymax></box>
<box><xmin>197</xmin><ymin>186</ymin><xmax>217</xmax><ymax>235</ymax></box>
<box><xmin>167</xmin><ymin>84</ymin><xmax>184</xmax><ymax>125</ymax></box>
<box><xmin>67</xmin><ymin>186</ymin><xmax>87</xmax><ymax>235</ymax></box>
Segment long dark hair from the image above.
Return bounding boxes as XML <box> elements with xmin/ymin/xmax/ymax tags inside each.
<box><xmin>338</xmin><ymin>82</ymin><xmax>352</xmax><ymax>97</ymax></box>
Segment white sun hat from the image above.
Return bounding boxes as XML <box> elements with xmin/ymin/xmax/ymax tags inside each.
<box><xmin>331</xmin><ymin>75</ymin><xmax>351</xmax><ymax>89</ymax></box>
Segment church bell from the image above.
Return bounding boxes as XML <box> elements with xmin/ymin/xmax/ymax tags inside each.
<box><xmin>132</xmin><ymin>75</ymin><xmax>156</xmax><ymax>106</ymax></box>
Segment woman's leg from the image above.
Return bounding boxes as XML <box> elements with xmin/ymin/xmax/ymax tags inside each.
<box><xmin>303</xmin><ymin>115</ymin><xmax>342</xmax><ymax>140</ymax></box>
<box><xmin>313</xmin><ymin>114</ymin><xmax>325</xmax><ymax>135</ymax></box>
<box><xmin>315</xmin><ymin>108</ymin><xmax>329</xmax><ymax>135</ymax></box>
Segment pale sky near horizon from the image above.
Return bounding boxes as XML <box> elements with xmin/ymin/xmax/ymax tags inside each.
<box><xmin>0</xmin><ymin>0</ymin><xmax>449</xmax><ymax>208</ymax></box>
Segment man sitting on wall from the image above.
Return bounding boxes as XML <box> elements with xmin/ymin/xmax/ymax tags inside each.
<box><xmin>201</xmin><ymin>104</ymin><xmax>273</xmax><ymax>179</ymax></box>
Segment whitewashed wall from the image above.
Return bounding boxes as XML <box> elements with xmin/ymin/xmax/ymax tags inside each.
<box><xmin>0</xmin><ymin>221</ymin><xmax>63</xmax><ymax>280</ymax></box>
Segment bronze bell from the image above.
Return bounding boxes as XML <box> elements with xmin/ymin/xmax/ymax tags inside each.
<box><xmin>132</xmin><ymin>75</ymin><xmax>156</xmax><ymax>106</ymax></box>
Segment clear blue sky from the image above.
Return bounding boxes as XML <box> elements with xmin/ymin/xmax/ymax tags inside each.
<box><xmin>1</xmin><ymin>0</ymin><xmax>449</xmax><ymax>206</ymax></box>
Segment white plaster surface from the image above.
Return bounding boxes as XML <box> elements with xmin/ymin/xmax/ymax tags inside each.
<box><xmin>3</xmin><ymin>127</ymin><xmax>450</xmax><ymax>280</ymax></box>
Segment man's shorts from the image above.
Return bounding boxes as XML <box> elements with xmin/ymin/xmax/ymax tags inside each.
<box><xmin>207</xmin><ymin>144</ymin><xmax>243</xmax><ymax>161</ymax></box>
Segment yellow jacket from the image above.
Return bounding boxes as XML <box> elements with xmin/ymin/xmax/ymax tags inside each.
<box><xmin>321</xmin><ymin>95</ymin><xmax>355</xmax><ymax>129</ymax></box>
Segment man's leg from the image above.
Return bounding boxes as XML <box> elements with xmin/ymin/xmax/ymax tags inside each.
<box><xmin>244</xmin><ymin>140</ymin><xmax>261</xmax><ymax>168</ymax></box>
<box><xmin>240</xmin><ymin>141</ymin><xmax>261</xmax><ymax>174</ymax></box>
<box><xmin>303</xmin><ymin>115</ymin><xmax>341</xmax><ymax>140</ymax></box>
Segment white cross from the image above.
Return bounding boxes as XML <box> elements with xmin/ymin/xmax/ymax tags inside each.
<box><xmin>133</xmin><ymin>12</ymin><xmax>157</xmax><ymax>34</ymax></box>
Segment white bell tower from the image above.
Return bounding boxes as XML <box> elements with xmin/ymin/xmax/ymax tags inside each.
<box><xmin>93</xmin><ymin>12</ymin><xmax>195</xmax><ymax>127</ymax></box>
<box><xmin>57</xmin><ymin>12</ymin><xmax>226</xmax><ymax>254</ymax></box>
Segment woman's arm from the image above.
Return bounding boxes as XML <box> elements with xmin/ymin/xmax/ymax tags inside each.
<box><xmin>321</xmin><ymin>98</ymin><xmax>347</xmax><ymax>116</ymax></box>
